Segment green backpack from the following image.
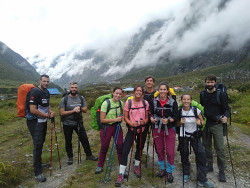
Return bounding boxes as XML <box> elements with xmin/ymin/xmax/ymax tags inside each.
<box><xmin>91</xmin><ymin>94</ymin><xmax>120</xmax><ymax>130</ymax></box>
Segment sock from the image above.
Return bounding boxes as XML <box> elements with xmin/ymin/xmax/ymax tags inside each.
<box><xmin>119</xmin><ymin>165</ymin><xmax>126</xmax><ymax>174</ymax></box>
<box><xmin>134</xmin><ymin>160</ymin><xmax>140</xmax><ymax>166</ymax></box>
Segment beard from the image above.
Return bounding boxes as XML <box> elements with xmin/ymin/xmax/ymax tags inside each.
<box><xmin>70</xmin><ymin>91</ymin><xmax>77</xmax><ymax>96</ymax></box>
<box><xmin>206</xmin><ymin>85</ymin><xmax>215</xmax><ymax>91</ymax></box>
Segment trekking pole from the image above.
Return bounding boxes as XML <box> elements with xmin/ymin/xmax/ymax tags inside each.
<box><xmin>164</xmin><ymin>128</ymin><xmax>167</xmax><ymax>185</ymax></box>
<box><xmin>152</xmin><ymin>120</ymin><xmax>157</xmax><ymax>177</ymax></box>
<box><xmin>224</xmin><ymin>122</ymin><xmax>237</xmax><ymax>187</ymax></box>
<box><xmin>50</xmin><ymin>118</ymin><xmax>53</xmax><ymax>176</ymax></box>
<box><xmin>196</xmin><ymin>124</ymin><xmax>199</xmax><ymax>188</ymax></box>
<box><xmin>77</xmin><ymin>121</ymin><xmax>81</xmax><ymax>164</ymax></box>
<box><xmin>106</xmin><ymin>123</ymin><xmax>121</xmax><ymax>182</ymax></box>
<box><xmin>139</xmin><ymin>119</ymin><xmax>143</xmax><ymax>180</ymax></box>
<box><xmin>52</xmin><ymin>117</ymin><xmax>61</xmax><ymax>169</ymax></box>
<box><xmin>182</xmin><ymin>123</ymin><xmax>185</xmax><ymax>187</ymax></box>
<box><xmin>145</xmin><ymin>123</ymin><xmax>151</xmax><ymax>168</ymax></box>
<box><xmin>127</xmin><ymin>127</ymin><xmax>137</xmax><ymax>182</ymax></box>
<box><xmin>103</xmin><ymin>122</ymin><xmax>121</xmax><ymax>183</ymax></box>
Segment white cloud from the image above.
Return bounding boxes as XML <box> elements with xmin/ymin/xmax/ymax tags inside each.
<box><xmin>1</xmin><ymin>0</ymin><xmax>250</xmax><ymax>82</ymax></box>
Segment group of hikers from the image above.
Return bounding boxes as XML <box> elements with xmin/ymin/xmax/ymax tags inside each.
<box><xmin>25</xmin><ymin>74</ymin><xmax>231</xmax><ymax>188</ymax></box>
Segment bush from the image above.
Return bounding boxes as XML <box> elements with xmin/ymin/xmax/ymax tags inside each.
<box><xmin>227</xmin><ymin>89</ymin><xmax>241</xmax><ymax>103</ymax></box>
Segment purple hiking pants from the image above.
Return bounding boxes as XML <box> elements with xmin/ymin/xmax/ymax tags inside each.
<box><xmin>153</xmin><ymin>127</ymin><xmax>175</xmax><ymax>165</ymax></box>
<box><xmin>97</xmin><ymin>125</ymin><xmax>123</xmax><ymax>167</ymax></box>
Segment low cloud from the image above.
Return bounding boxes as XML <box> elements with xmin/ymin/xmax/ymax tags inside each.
<box><xmin>3</xmin><ymin>0</ymin><xmax>249</xmax><ymax>81</ymax></box>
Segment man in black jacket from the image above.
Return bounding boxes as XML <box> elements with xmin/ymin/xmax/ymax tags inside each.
<box><xmin>200</xmin><ymin>74</ymin><xmax>230</xmax><ymax>182</ymax></box>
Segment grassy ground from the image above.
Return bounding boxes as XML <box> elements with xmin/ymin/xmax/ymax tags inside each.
<box><xmin>0</xmin><ymin>92</ymin><xmax>250</xmax><ymax>187</ymax></box>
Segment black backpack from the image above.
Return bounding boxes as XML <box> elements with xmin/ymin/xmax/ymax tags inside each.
<box><xmin>60</xmin><ymin>94</ymin><xmax>84</xmax><ymax>122</ymax></box>
<box><xmin>176</xmin><ymin>107</ymin><xmax>199</xmax><ymax>136</ymax></box>
<box><xmin>201</xmin><ymin>83</ymin><xmax>231</xmax><ymax>124</ymax></box>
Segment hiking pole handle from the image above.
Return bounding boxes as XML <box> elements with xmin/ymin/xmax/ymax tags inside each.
<box><xmin>221</xmin><ymin>116</ymin><xmax>227</xmax><ymax>136</ymax></box>
<box><xmin>51</xmin><ymin>117</ymin><xmax>55</xmax><ymax>123</ymax></box>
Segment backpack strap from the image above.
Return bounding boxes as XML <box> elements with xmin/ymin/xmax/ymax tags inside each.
<box><xmin>216</xmin><ymin>89</ymin><xmax>222</xmax><ymax>105</ymax></box>
<box><xmin>128</xmin><ymin>99</ymin><xmax>132</xmax><ymax>111</ymax></box>
<box><xmin>142</xmin><ymin>99</ymin><xmax>146</xmax><ymax>110</ymax></box>
<box><xmin>105</xmin><ymin>99</ymin><xmax>122</xmax><ymax>116</ymax></box>
<box><xmin>193</xmin><ymin>106</ymin><xmax>198</xmax><ymax>118</ymax></box>
<box><xmin>105</xmin><ymin>99</ymin><xmax>111</xmax><ymax>115</ymax></box>
<box><xmin>118</xmin><ymin>100</ymin><xmax>122</xmax><ymax>114</ymax></box>
<box><xmin>64</xmin><ymin>94</ymin><xmax>69</xmax><ymax>110</ymax></box>
<box><xmin>63</xmin><ymin>94</ymin><xmax>83</xmax><ymax>110</ymax></box>
<box><xmin>200</xmin><ymin>90</ymin><xmax>205</xmax><ymax>105</ymax></box>
<box><xmin>78</xmin><ymin>95</ymin><xmax>84</xmax><ymax>106</ymax></box>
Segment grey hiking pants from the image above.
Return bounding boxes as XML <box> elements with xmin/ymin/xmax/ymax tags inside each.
<box><xmin>202</xmin><ymin>123</ymin><xmax>226</xmax><ymax>171</ymax></box>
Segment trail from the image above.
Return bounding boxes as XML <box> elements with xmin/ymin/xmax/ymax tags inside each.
<box><xmin>23</xmin><ymin>125</ymin><xmax>249</xmax><ymax>188</ymax></box>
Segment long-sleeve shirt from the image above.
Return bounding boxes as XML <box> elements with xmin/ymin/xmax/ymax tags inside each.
<box><xmin>200</xmin><ymin>89</ymin><xmax>230</xmax><ymax>126</ymax></box>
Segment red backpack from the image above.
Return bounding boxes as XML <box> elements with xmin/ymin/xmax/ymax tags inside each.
<box><xmin>16</xmin><ymin>84</ymin><xmax>35</xmax><ymax>117</ymax></box>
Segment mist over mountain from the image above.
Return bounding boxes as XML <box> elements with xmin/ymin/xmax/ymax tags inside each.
<box><xmin>26</xmin><ymin>0</ymin><xmax>250</xmax><ymax>88</ymax></box>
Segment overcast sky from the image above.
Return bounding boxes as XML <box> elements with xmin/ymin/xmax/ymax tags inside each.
<box><xmin>0</xmin><ymin>0</ymin><xmax>179</xmax><ymax>58</ymax></box>
<box><xmin>1</xmin><ymin>0</ymin><xmax>250</xmax><ymax>81</ymax></box>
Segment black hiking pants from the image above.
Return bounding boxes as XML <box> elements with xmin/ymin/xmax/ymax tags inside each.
<box><xmin>120</xmin><ymin>126</ymin><xmax>148</xmax><ymax>166</ymax></box>
<box><xmin>63</xmin><ymin>122</ymin><xmax>92</xmax><ymax>158</ymax></box>
<box><xmin>27</xmin><ymin>119</ymin><xmax>47</xmax><ymax>176</ymax></box>
<box><xmin>179</xmin><ymin>136</ymin><xmax>207</xmax><ymax>182</ymax></box>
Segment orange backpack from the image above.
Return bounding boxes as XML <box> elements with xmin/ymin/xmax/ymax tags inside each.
<box><xmin>17</xmin><ymin>84</ymin><xmax>35</xmax><ymax>117</ymax></box>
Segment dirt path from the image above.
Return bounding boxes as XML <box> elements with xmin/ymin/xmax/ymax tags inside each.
<box><xmin>23</xmin><ymin>125</ymin><xmax>249</xmax><ymax>188</ymax></box>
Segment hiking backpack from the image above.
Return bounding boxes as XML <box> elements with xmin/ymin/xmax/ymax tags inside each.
<box><xmin>127</xmin><ymin>99</ymin><xmax>147</xmax><ymax>119</ymax></box>
<box><xmin>17</xmin><ymin>84</ymin><xmax>36</xmax><ymax>119</ymax></box>
<box><xmin>176</xmin><ymin>100</ymin><xmax>206</xmax><ymax>136</ymax></box>
<box><xmin>90</xmin><ymin>94</ymin><xmax>122</xmax><ymax>130</ymax></box>
<box><xmin>60</xmin><ymin>93</ymin><xmax>84</xmax><ymax>122</ymax></box>
<box><xmin>201</xmin><ymin>83</ymin><xmax>231</xmax><ymax>124</ymax></box>
<box><xmin>153</xmin><ymin>88</ymin><xmax>176</xmax><ymax>100</ymax></box>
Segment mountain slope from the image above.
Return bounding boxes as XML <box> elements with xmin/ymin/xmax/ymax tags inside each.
<box><xmin>0</xmin><ymin>41</ymin><xmax>40</xmax><ymax>85</ymax></box>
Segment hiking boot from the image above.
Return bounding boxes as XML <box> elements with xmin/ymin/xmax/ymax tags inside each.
<box><xmin>166</xmin><ymin>172</ymin><xmax>174</xmax><ymax>183</ymax></box>
<box><xmin>206</xmin><ymin>165</ymin><xmax>213</xmax><ymax>173</ymax></box>
<box><xmin>219</xmin><ymin>170</ymin><xmax>226</xmax><ymax>182</ymax></box>
<box><xmin>35</xmin><ymin>173</ymin><xmax>46</xmax><ymax>182</ymax></box>
<box><xmin>95</xmin><ymin>166</ymin><xmax>103</xmax><ymax>174</ymax></box>
<box><xmin>86</xmin><ymin>155</ymin><xmax>98</xmax><ymax>161</ymax></box>
<box><xmin>134</xmin><ymin>165</ymin><xmax>141</xmax><ymax>178</ymax></box>
<box><xmin>115</xmin><ymin>173</ymin><xmax>124</xmax><ymax>187</ymax></box>
<box><xmin>67</xmin><ymin>157</ymin><xmax>73</xmax><ymax>165</ymax></box>
<box><xmin>197</xmin><ymin>180</ymin><xmax>214</xmax><ymax>188</ymax></box>
<box><xmin>184</xmin><ymin>175</ymin><xmax>189</xmax><ymax>183</ymax></box>
<box><xmin>156</xmin><ymin>169</ymin><xmax>166</xmax><ymax>178</ymax></box>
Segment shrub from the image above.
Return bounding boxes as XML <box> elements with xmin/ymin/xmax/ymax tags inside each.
<box><xmin>227</xmin><ymin>89</ymin><xmax>240</xmax><ymax>103</ymax></box>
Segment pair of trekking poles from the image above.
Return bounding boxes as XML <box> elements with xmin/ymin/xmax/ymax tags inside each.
<box><xmin>50</xmin><ymin>117</ymin><xmax>61</xmax><ymax>176</ymax></box>
<box><xmin>151</xmin><ymin>118</ymin><xmax>168</xmax><ymax>185</ymax></box>
<box><xmin>103</xmin><ymin>121</ymin><xmax>122</xmax><ymax>183</ymax></box>
<box><xmin>127</xmin><ymin>120</ymin><xmax>143</xmax><ymax>181</ymax></box>
<box><xmin>103</xmin><ymin>119</ymin><xmax>144</xmax><ymax>183</ymax></box>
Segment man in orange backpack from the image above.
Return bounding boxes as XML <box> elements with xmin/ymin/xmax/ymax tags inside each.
<box><xmin>26</xmin><ymin>75</ymin><xmax>55</xmax><ymax>182</ymax></box>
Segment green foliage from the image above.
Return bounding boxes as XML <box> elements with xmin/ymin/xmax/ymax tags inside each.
<box><xmin>231</xmin><ymin>91</ymin><xmax>250</xmax><ymax>124</ymax></box>
<box><xmin>234</xmin><ymin>80</ymin><xmax>250</xmax><ymax>92</ymax></box>
<box><xmin>0</xmin><ymin>162</ymin><xmax>21</xmax><ymax>187</ymax></box>
<box><xmin>227</xmin><ymin>89</ymin><xmax>241</xmax><ymax>103</ymax></box>
<box><xmin>0</xmin><ymin>100</ymin><xmax>16</xmax><ymax>124</ymax></box>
